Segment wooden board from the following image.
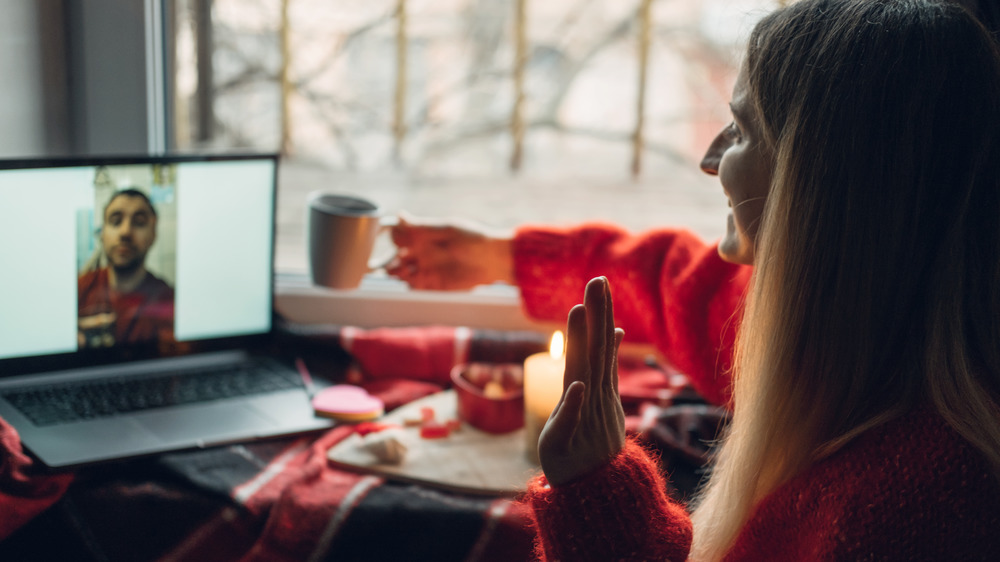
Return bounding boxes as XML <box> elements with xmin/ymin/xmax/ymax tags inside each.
<box><xmin>326</xmin><ymin>390</ymin><xmax>541</xmax><ymax>496</ymax></box>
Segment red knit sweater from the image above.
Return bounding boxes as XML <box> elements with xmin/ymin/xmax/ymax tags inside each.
<box><xmin>525</xmin><ymin>411</ymin><xmax>1000</xmax><ymax>561</ymax></box>
<box><xmin>513</xmin><ymin>224</ymin><xmax>1000</xmax><ymax>559</ymax></box>
<box><xmin>513</xmin><ymin>224</ymin><xmax>750</xmax><ymax>407</ymax></box>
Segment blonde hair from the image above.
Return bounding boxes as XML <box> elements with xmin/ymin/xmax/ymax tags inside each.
<box><xmin>690</xmin><ymin>1</ymin><xmax>1000</xmax><ymax>559</ymax></box>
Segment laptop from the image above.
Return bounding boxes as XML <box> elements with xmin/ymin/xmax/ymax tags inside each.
<box><xmin>0</xmin><ymin>154</ymin><xmax>334</xmax><ymax>469</ymax></box>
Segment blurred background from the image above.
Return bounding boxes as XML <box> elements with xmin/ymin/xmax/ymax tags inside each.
<box><xmin>2</xmin><ymin>0</ymin><xmax>778</xmax><ymax>276</ymax></box>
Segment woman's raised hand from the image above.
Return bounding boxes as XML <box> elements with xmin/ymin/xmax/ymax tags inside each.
<box><xmin>538</xmin><ymin>276</ymin><xmax>626</xmax><ymax>487</ymax></box>
<box><xmin>386</xmin><ymin>214</ymin><xmax>515</xmax><ymax>291</ymax></box>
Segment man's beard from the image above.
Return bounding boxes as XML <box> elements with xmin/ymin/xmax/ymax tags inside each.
<box><xmin>107</xmin><ymin>252</ymin><xmax>145</xmax><ymax>276</ymax></box>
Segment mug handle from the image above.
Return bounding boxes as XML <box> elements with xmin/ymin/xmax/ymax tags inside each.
<box><xmin>367</xmin><ymin>215</ymin><xmax>400</xmax><ymax>272</ymax></box>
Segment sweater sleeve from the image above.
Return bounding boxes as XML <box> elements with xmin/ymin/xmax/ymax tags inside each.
<box><xmin>513</xmin><ymin>223</ymin><xmax>751</xmax><ymax>406</ymax></box>
<box><xmin>524</xmin><ymin>439</ymin><xmax>693</xmax><ymax>562</ymax></box>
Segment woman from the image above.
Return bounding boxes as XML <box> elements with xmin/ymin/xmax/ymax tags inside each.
<box><xmin>528</xmin><ymin>0</ymin><xmax>1000</xmax><ymax>560</ymax></box>
<box><xmin>388</xmin><ymin>0</ymin><xmax>999</xmax><ymax>409</ymax></box>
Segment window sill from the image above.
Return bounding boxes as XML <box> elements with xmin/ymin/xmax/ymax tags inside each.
<box><xmin>274</xmin><ymin>273</ymin><xmax>551</xmax><ymax>332</ymax></box>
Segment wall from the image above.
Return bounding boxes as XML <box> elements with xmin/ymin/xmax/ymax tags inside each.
<box><xmin>0</xmin><ymin>0</ymin><xmax>46</xmax><ymax>157</ymax></box>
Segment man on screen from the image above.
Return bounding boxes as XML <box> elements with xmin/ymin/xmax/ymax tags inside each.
<box><xmin>78</xmin><ymin>188</ymin><xmax>175</xmax><ymax>348</ymax></box>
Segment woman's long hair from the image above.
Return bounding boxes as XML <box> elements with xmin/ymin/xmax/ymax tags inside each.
<box><xmin>690</xmin><ymin>1</ymin><xmax>1000</xmax><ymax>559</ymax></box>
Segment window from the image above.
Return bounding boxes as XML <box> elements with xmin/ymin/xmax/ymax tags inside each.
<box><xmin>1</xmin><ymin>0</ymin><xmax>776</xmax><ymax>328</ymax></box>
<box><xmin>170</xmin><ymin>0</ymin><xmax>777</xmax><ymax>275</ymax></box>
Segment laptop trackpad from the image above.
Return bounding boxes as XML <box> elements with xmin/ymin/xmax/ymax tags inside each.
<box><xmin>138</xmin><ymin>403</ymin><xmax>275</xmax><ymax>446</ymax></box>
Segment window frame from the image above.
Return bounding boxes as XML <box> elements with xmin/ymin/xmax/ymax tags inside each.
<box><xmin>275</xmin><ymin>275</ymin><xmax>546</xmax><ymax>331</ymax></box>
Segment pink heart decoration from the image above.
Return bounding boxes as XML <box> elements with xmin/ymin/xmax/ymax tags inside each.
<box><xmin>312</xmin><ymin>384</ymin><xmax>385</xmax><ymax>416</ymax></box>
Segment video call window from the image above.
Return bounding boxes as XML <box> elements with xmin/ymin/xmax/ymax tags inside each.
<box><xmin>77</xmin><ymin>165</ymin><xmax>178</xmax><ymax>349</ymax></box>
<box><xmin>0</xmin><ymin>157</ymin><xmax>276</xmax><ymax>361</ymax></box>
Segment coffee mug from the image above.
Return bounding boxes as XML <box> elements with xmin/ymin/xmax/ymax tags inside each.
<box><xmin>307</xmin><ymin>192</ymin><xmax>395</xmax><ymax>290</ymax></box>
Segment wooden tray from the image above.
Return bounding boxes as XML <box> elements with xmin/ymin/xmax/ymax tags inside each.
<box><xmin>326</xmin><ymin>390</ymin><xmax>540</xmax><ymax>496</ymax></box>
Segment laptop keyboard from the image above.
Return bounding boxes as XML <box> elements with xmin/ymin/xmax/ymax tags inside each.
<box><xmin>1</xmin><ymin>359</ymin><xmax>304</xmax><ymax>427</ymax></box>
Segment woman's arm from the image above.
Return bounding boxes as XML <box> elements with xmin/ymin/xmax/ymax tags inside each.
<box><xmin>388</xmin><ymin>217</ymin><xmax>751</xmax><ymax>406</ymax></box>
<box><xmin>514</xmin><ymin>224</ymin><xmax>751</xmax><ymax>406</ymax></box>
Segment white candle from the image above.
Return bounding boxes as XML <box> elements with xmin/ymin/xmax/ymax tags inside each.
<box><xmin>523</xmin><ymin>331</ymin><xmax>565</xmax><ymax>463</ymax></box>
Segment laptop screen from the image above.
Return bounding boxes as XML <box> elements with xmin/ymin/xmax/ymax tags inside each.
<box><xmin>0</xmin><ymin>154</ymin><xmax>279</xmax><ymax>372</ymax></box>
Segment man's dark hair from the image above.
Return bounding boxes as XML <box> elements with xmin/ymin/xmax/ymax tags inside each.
<box><xmin>104</xmin><ymin>188</ymin><xmax>157</xmax><ymax>219</ymax></box>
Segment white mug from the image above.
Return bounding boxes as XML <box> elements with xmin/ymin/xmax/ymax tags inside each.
<box><xmin>307</xmin><ymin>192</ymin><xmax>395</xmax><ymax>290</ymax></box>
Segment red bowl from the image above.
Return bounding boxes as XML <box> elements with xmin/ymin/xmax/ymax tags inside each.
<box><xmin>451</xmin><ymin>363</ymin><xmax>524</xmax><ymax>434</ymax></box>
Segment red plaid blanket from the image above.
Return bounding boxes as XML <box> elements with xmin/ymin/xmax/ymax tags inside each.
<box><xmin>0</xmin><ymin>324</ymin><xmax>726</xmax><ymax>561</ymax></box>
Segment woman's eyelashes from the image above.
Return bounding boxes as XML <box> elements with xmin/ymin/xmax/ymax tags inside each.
<box><xmin>725</xmin><ymin>121</ymin><xmax>743</xmax><ymax>142</ymax></box>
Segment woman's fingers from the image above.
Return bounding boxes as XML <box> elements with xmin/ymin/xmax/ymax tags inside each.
<box><xmin>612</xmin><ymin>328</ymin><xmax>624</xmax><ymax>395</ymax></box>
<box><xmin>543</xmin><ymin>380</ymin><xmax>585</xmax><ymax>453</ymax></box>
<box><xmin>582</xmin><ymin>276</ymin><xmax>619</xmax><ymax>403</ymax></box>
<box><xmin>389</xmin><ymin>215</ymin><xmax>414</xmax><ymax>246</ymax></box>
<box><xmin>564</xmin><ymin>304</ymin><xmax>588</xmax><ymax>393</ymax></box>
<box><xmin>603</xmin><ymin>281</ymin><xmax>617</xmax><ymax>392</ymax></box>
<box><xmin>584</xmin><ymin>279</ymin><xmax>607</xmax><ymax>392</ymax></box>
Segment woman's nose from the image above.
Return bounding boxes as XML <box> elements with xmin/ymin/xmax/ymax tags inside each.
<box><xmin>700</xmin><ymin>131</ymin><xmax>728</xmax><ymax>176</ymax></box>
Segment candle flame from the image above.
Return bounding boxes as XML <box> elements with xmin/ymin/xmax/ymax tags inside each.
<box><xmin>549</xmin><ymin>331</ymin><xmax>564</xmax><ymax>359</ymax></box>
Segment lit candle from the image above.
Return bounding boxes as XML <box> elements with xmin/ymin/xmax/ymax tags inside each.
<box><xmin>523</xmin><ymin>331</ymin><xmax>565</xmax><ymax>463</ymax></box>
